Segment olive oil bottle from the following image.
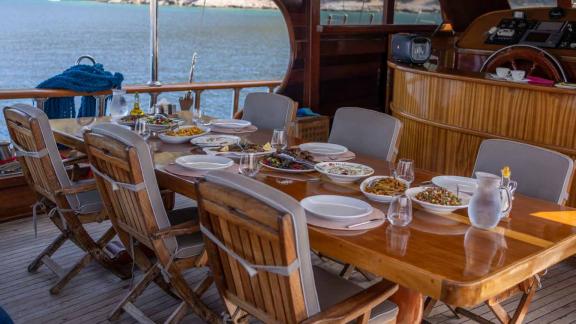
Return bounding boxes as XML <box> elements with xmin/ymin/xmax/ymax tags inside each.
<box><xmin>130</xmin><ymin>93</ymin><xmax>145</xmax><ymax>116</ymax></box>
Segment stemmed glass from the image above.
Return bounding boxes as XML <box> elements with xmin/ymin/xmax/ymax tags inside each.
<box><xmin>387</xmin><ymin>194</ymin><xmax>413</xmax><ymax>227</ymax></box>
<box><xmin>271</xmin><ymin>129</ymin><xmax>288</xmax><ymax>151</ymax></box>
<box><xmin>395</xmin><ymin>159</ymin><xmax>415</xmax><ymax>187</ymax></box>
<box><xmin>239</xmin><ymin>153</ymin><xmax>261</xmax><ymax>177</ymax></box>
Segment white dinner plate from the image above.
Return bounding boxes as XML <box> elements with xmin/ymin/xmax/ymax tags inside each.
<box><xmin>190</xmin><ymin>134</ymin><xmax>240</xmax><ymax>147</ymax></box>
<box><xmin>300</xmin><ymin>195</ymin><xmax>373</xmax><ymax>221</ymax></box>
<box><xmin>432</xmin><ymin>175</ymin><xmax>478</xmax><ymax>194</ymax></box>
<box><xmin>175</xmin><ymin>155</ymin><xmax>234</xmax><ymax>171</ymax></box>
<box><xmin>209</xmin><ymin>119</ymin><xmax>252</xmax><ymax>129</ymax></box>
<box><xmin>299</xmin><ymin>142</ymin><xmax>348</xmax><ymax>156</ymax></box>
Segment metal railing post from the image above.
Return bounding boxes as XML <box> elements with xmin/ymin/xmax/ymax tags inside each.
<box><xmin>97</xmin><ymin>95</ymin><xmax>108</xmax><ymax>117</ymax></box>
<box><xmin>148</xmin><ymin>0</ymin><xmax>161</xmax><ymax>108</ymax></box>
<box><xmin>232</xmin><ymin>88</ymin><xmax>241</xmax><ymax>116</ymax></box>
<box><xmin>34</xmin><ymin>98</ymin><xmax>48</xmax><ymax>111</ymax></box>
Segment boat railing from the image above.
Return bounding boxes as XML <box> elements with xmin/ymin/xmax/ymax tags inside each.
<box><xmin>0</xmin><ymin>79</ymin><xmax>282</xmax><ymax>117</ymax></box>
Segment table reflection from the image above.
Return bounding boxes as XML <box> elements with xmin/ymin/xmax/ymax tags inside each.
<box><xmin>386</xmin><ymin>225</ymin><xmax>411</xmax><ymax>257</ymax></box>
<box><xmin>464</xmin><ymin>227</ymin><xmax>508</xmax><ymax>278</ymax></box>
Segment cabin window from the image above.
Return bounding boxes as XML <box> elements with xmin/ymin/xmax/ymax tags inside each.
<box><xmin>394</xmin><ymin>0</ymin><xmax>442</xmax><ymax>25</ymax></box>
<box><xmin>320</xmin><ymin>0</ymin><xmax>385</xmax><ymax>25</ymax></box>
<box><xmin>509</xmin><ymin>0</ymin><xmax>562</xmax><ymax>8</ymax></box>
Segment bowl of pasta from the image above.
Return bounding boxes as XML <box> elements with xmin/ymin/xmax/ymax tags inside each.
<box><xmin>360</xmin><ymin>176</ymin><xmax>409</xmax><ymax>203</ymax></box>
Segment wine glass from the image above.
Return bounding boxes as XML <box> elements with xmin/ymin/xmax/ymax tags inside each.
<box><xmin>271</xmin><ymin>129</ymin><xmax>287</xmax><ymax>151</ymax></box>
<box><xmin>387</xmin><ymin>194</ymin><xmax>413</xmax><ymax>227</ymax></box>
<box><xmin>395</xmin><ymin>159</ymin><xmax>415</xmax><ymax>187</ymax></box>
<box><xmin>193</xmin><ymin>108</ymin><xmax>205</xmax><ymax>126</ymax></box>
<box><xmin>239</xmin><ymin>153</ymin><xmax>261</xmax><ymax>177</ymax></box>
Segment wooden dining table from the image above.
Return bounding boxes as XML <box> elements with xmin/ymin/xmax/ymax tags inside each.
<box><xmin>50</xmin><ymin>112</ymin><xmax>576</xmax><ymax>324</ymax></box>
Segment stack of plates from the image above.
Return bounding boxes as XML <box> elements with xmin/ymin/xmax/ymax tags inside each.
<box><xmin>175</xmin><ymin>155</ymin><xmax>234</xmax><ymax>171</ymax></box>
<box><xmin>300</xmin><ymin>195</ymin><xmax>373</xmax><ymax>221</ymax></box>
<box><xmin>210</xmin><ymin>119</ymin><xmax>252</xmax><ymax>129</ymax></box>
<box><xmin>299</xmin><ymin>142</ymin><xmax>348</xmax><ymax>156</ymax></box>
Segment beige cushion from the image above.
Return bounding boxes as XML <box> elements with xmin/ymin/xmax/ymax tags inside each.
<box><xmin>167</xmin><ymin>207</ymin><xmax>204</xmax><ymax>259</ymax></box>
<box><xmin>313</xmin><ymin>266</ymin><xmax>398</xmax><ymax>322</ymax></box>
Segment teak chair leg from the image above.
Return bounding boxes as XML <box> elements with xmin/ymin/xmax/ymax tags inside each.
<box><xmin>168</xmin><ymin>271</ymin><xmax>221</xmax><ymax>323</ymax></box>
<box><xmin>50</xmin><ymin>252</ymin><xmax>93</xmax><ymax>295</ymax></box>
<box><xmin>28</xmin><ymin>232</ymin><xmax>68</xmax><ymax>273</ymax></box>
<box><xmin>110</xmin><ymin>264</ymin><xmax>161</xmax><ymax>321</ymax></box>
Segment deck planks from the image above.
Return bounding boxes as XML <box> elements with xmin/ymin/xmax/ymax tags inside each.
<box><xmin>1</xmin><ymin>195</ymin><xmax>576</xmax><ymax>323</ymax></box>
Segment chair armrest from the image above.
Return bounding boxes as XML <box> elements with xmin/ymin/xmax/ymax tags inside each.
<box><xmin>151</xmin><ymin>221</ymin><xmax>200</xmax><ymax>240</ymax></box>
<box><xmin>62</xmin><ymin>154</ymin><xmax>88</xmax><ymax>166</ymax></box>
<box><xmin>302</xmin><ymin>280</ymin><xmax>398</xmax><ymax>324</ymax></box>
<box><xmin>55</xmin><ymin>180</ymin><xmax>97</xmax><ymax>196</ymax></box>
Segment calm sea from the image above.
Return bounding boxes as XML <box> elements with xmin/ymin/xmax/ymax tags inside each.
<box><xmin>0</xmin><ymin>0</ymin><xmax>435</xmax><ymax>141</ymax></box>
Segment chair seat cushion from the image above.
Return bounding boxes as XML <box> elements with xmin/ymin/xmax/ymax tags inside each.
<box><xmin>167</xmin><ymin>207</ymin><xmax>204</xmax><ymax>259</ymax></box>
<box><xmin>76</xmin><ymin>188</ymin><xmax>102</xmax><ymax>215</ymax></box>
<box><xmin>313</xmin><ymin>266</ymin><xmax>398</xmax><ymax>322</ymax></box>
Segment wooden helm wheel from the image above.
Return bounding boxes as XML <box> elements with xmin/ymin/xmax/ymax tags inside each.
<box><xmin>481</xmin><ymin>45</ymin><xmax>567</xmax><ymax>82</ymax></box>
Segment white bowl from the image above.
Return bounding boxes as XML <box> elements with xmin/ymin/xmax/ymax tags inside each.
<box><xmin>405</xmin><ymin>187</ymin><xmax>470</xmax><ymax>214</ymax></box>
<box><xmin>299</xmin><ymin>142</ymin><xmax>348</xmax><ymax>156</ymax></box>
<box><xmin>431</xmin><ymin>175</ymin><xmax>478</xmax><ymax>194</ymax></box>
<box><xmin>315</xmin><ymin>162</ymin><xmax>374</xmax><ymax>183</ymax></box>
<box><xmin>175</xmin><ymin>155</ymin><xmax>234</xmax><ymax>171</ymax></box>
<box><xmin>300</xmin><ymin>195</ymin><xmax>373</xmax><ymax>221</ymax></box>
<box><xmin>158</xmin><ymin>125</ymin><xmax>210</xmax><ymax>144</ymax></box>
<box><xmin>360</xmin><ymin>176</ymin><xmax>409</xmax><ymax>203</ymax></box>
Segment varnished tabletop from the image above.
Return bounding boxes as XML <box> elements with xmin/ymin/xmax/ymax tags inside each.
<box><xmin>50</xmin><ymin>113</ymin><xmax>576</xmax><ymax>321</ymax></box>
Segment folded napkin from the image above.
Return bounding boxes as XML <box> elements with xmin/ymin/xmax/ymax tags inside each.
<box><xmin>162</xmin><ymin>163</ymin><xmax>239</xmax><ymax>178</ymax></box>
<box><xmin>311</xmin><ymin>151</ymin><xmax>356</xmax><ymax>163</ymax></box>
<box><xmin>306</xmin><ymin>208</ymin><xmax>385</xmax><ymax>231</ymax></box>
<box><xmin>211</xmin><ymin>125</ymin><xmax>258</xmax><ymax>134</ymax></box>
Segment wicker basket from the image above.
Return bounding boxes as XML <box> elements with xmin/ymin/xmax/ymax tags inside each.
<box><xmin>295</xmin><ymin>115</ymin><xmax>330</xmax><ymax>143</ymax></box>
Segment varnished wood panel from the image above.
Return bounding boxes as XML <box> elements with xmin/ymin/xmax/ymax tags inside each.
<box><xmin>389</xmin><ymin>63</ymin><xmax>576</xmax><ymax>206</ymax></box>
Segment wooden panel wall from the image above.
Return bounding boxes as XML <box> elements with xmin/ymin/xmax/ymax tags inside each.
<box><xmin>390</xmin><ymin>65</ymin><xmax>576</xmax><ymax>206</ymax></box>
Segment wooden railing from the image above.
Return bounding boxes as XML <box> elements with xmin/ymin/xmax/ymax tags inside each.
<box><xmin>0</xmin><ymin>79</ymin><xmax>282</xmax><ymax>117</ymax></box>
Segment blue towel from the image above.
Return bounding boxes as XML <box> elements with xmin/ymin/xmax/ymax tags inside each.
<box><xmin>36</xmin><ymin>63</ymin><xmax>123</xmax><ymax>119</ymax></box>
<box><xmin>297</xmin><ymin>107</ymin><xmax>320</xmax><ymax>117</ymax></box>
<box><xmin>0</xmin><ymin>306</ymin><xmax>13</xmax><ymax>324</ymax></box>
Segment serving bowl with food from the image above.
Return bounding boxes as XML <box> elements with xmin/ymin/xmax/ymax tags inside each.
<box><xmin>315</xmin><ymin>162</ymin><xmax>374</xmax><ymax>183</ymax></box>
<box><xmin>260</xmin><ymin>154</ymin><xmax>316</xmax><ymax>173</ymax></box>
<box><xmin>204</xmin><ymin>142</ymin><xmax>274</xmax><ymax>157</ymax></box>
<box><xmin>158</xmin><ymin>125</ymin><xmax>210</xmax><ymax>144</ymax></box>
<box><xmin>360</xmin><ymin>176</ymin><xmax>409</xmax><ymax>203</ymax></box>
<box><xmin>406</xmin><ymin>186</ymin><xmax>470</xmax><ymax>214</ymax></box>
<box><xmin>144</xmin><ymin>115</ymin><xmax>184</xmax><ymax>132</ymax></box>
<box><xmin>116</xmin><ymin>115</ymin><xmax>143</xmax><ymax>127</ymax></box>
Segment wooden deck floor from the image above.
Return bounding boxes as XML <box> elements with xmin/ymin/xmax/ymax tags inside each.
<box><xmin>2</xmin><ymin>196</ymin><xmax>576</xmax><ymax>323</ymax></box>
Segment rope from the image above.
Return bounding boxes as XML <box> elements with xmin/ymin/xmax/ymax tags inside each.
<box><xmin>12</xmin><ymin>142</ymin><xmax>48</xmax><ymax>159</ymax></box>
<box><xmin>90</xmin><ymin>165</ymin><xmax>146</xmax><ymax>192</ymax></box>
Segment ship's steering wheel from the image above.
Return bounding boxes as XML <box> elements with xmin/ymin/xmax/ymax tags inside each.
<box><xmin>481</xmin><ymin>44</ymin><xmax>568</xmax><ymax>82</ymax></box>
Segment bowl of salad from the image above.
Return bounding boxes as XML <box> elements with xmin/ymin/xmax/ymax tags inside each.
<box><xmin>406</xmin><ymin>187</ymin><xmax>470</xmax><ymax>214</ymax></box>
<box><xmin>260</xmin><ymin>154</ymin><xmax>316</xmax><ymax>173</ymax></box>
<box><xmin>315</xmin><ymin>162</ymin><xmax>374</xmax><ymax>183</ymax></box>
<box><xmin>144</xmin><ymin>115</ymin><xmax>184</xmax><ymax>132</ymax></box>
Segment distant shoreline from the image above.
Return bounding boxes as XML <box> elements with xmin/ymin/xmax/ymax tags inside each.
<box><xmin>93</xmin><ymin>0</ymin><xmax>439</xmax><ymax>13</ymax></box>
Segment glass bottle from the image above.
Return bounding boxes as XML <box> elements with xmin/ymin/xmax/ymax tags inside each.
<box><xmin>130</xmin><ymin>93</ymin><xmax>145</xmax><ymax>116</ymax></box>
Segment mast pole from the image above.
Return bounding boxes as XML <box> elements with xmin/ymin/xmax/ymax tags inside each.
<box><xmin>148</xmin><ymin>0</ymin><xmax>161</xmax><ymax>104</ymax></box>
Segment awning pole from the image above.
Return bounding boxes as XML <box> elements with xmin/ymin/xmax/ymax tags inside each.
<box><xmin>148</xmin><ymin>0</ymin><xmax>161</xmax><ymax>90</ymax></box>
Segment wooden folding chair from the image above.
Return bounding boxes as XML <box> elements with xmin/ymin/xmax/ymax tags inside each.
<box><xmin>197</xmin><ymin>171</ymin><xmax>400</xmax><ymax>323</ymax></box>
<box><xmin>3</xmin><ymin>104</ymin><xmax>130</xmax><ymax>295</ymax></box>
<box><xmin>84</xmin><ymin>123</ymin><xmax>220</xmax><ymax>323</ymax></box>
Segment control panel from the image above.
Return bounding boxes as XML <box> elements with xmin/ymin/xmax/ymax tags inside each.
<box><xmin>485</xmin><ymin>9</ymin><xmax>576</xmax><ymax>49</ymax></box>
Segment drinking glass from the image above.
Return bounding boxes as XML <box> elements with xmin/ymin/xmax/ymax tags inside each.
<box><xmin>135</xmin><ymin>118</ymin><xmax>150</xmax><ymax>140</ymax></box>
<box><xmin>395</xmin><ymin>159</ymin><xmax>415</xmax><ymax>186</ymax></box>
<box><xmin>387</xmin><ymin>194</ymin><xmax>413</xmax><ymax>227</ymax></box>
<box><xmin>109</xmin><ymin>89</ymin><xmax>128</xmax><ymax>121</ymax></box>
<box><xmin>239</xmin><ymin>153</ymin><xmax>261</xmax><ymax>177</ymax></box>
<box><xmin>193</xmin><ymin>108</ymin><xmax>205</xmax><ymax>126</ymax></box>
<box><xmin>271</xmin><ymin>129</ymin><xmax>288</xmax><ymax>151</ymax></box>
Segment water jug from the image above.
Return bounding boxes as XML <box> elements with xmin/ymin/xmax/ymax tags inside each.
<box><xmin>109</xmin><ymin>89</ymin><xmax>128</xmax><ymax>120</ymax></box>
<box><xmin>468</xmin><ymin>172</ymin><xmax>512</xmax><ymax>229</ymax></box>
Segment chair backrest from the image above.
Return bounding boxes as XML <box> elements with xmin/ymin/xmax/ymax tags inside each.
<box><xmin>241</xmin><ymin>92</ymin><xmax>298</xmax><ymax>131</ymax></box>
<box><xmin>198</xmin><ymin>171</ymin><xmax>320</xmax><ymax>323</ymax></box>
<box><xmin>329</xmin><ymin>107</ymin><xmax>403</xmax><ymax>161</ymax></box>
<box><xmin>83</xmin><ymin>123</ymin><xmax>177</xmax><ymax>254</ymax></box>
<box><xmin>473</xmin><ymin>139</ymin><xmax>575</xmax><ymax>204</ymax></box>
<box><xmin>3</xmin><ymin>104</ymin><xmax>78</xmax><ymax>208</ymax></box>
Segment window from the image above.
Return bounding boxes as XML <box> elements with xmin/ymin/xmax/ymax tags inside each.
<box><xmin>320</xmin><ymin>0</ymin><xmax>384</xmax><ymax>25</ymax></box>
<box><xmin>394</xmin><ymin>0</ymin><xmax>443</xmax><ymax>25</ymax></box>
<box><xmin>509</xmin><ymin>0</ymin><xmax>559</xmax><ymax>8</ymax></box>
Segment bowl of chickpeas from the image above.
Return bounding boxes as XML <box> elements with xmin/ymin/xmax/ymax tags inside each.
<box><xmin>406</xmin><ymin>186</ymin><xmax>471</xmax><ymax>214</ymax></box>
<box><xmin>158</xmin><ymin>125</ymin><xmax>211</xmax><ymax>144</ymax></box>
<box><xmin>360</xmin><ymin>176</ymin><xmax>409</xmax><ymax>203</ymax></box>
